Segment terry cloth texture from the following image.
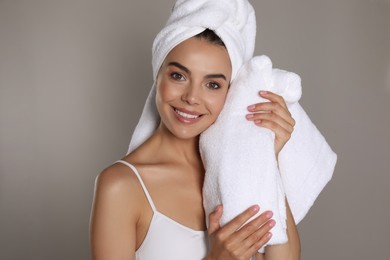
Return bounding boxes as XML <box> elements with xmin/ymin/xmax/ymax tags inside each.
<box><xmin>200</xmin><ymin>55</ymin><xmax>337</xmax><ymax>250</ymax></box>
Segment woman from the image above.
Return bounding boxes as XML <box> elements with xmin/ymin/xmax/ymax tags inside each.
<box><xmin>90</xmin><ymin>29</ymin><xmax>299</xmax><ymax>259</ymax></box>
<box><xmin>90</xmin><ymin>0</ymin><xmax>300</xmax><ymax>258</ymax></box>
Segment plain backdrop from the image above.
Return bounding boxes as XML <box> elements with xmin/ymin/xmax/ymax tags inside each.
<box><xmin>1</xmin><ymin>0</ymin><xmax>389</xmax><ymax>259</ymax></box>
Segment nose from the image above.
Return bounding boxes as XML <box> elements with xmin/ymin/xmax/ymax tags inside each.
<box><xmin>181</xmin><ymin>83</ymin><xmax>200</xmax><ymax>105</ymax></box>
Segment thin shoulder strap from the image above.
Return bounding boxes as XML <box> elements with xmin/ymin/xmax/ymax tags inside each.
<box><xmin>115</xmin><ymin>160</ymin><xmax>157</xmax><ymax>212</ymax></box>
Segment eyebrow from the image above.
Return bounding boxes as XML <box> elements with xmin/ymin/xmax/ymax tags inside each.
<box><xmin>205</xmin><ymin>74</ymin><xmax>227</xmax><ymax>81</ymax></box>
<box><xmin>168</xmin><ymin>62</ymin><xmax>190</xmax><ymax>74</ymax></box>
<box><xmin>167</xmin><ymin>61</ymin><xmax>227</xmax><ymax>81</ymax></box>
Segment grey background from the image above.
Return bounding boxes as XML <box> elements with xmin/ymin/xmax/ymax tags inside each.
<box><xmin>1</xmin><ymin>0</ymin><xmax>389</xmax><ymax>259</ymax></box>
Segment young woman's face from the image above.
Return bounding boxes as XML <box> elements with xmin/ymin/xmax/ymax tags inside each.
<box><xmin>156</xmin><ymin>37</ymin><xmax>232</xmax><ymax>140</ymax></box>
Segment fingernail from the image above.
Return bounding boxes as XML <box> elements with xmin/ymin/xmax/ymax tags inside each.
<box><xmin>246</xmin><ymin>114</ymin><xmax>254</xmax><ymax>119</ymax></box>
<box><xmin>247</xmin><ymin>105</ymin><xmax>255</xmax><ymax>111</ymax></box>
<box><xmin>267</xmin><ymin>232</ymin><xmax>272</xmax><ymax>238</ymax></box>
<box><xmin>259</xmin><ymin>90</ymin><xmax>268</xmax><ymax>95</ymax></box>
<box><xmin>255</xmin><ymin>119</ymin><xmax>262</xmax><ymax>124</ymax></box>
<box><xmin>252</xmin><ymin>205</ymin><xmax>260</xmax><ymax>212</ymax></box>
<box><xmin>215</xmin><ymin>205</ymin><xmax>222</xmax><ymax>211</ymax></box>
<box><xmin>266</xmin><ymin>211</ymin><xmax>273</xmax><ymax>218</ymax></box>
<box><xmin>268</xmin><ymin>220</ymin><xmax>276</xmax><ymax>227</ymax></box>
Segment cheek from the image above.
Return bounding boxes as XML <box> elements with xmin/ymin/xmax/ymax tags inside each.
<box><xmin>156</xmin><ymin>79</ymin><xmax>178</xmax><ymax>103</ymax></box>
<box><xmin>208</xmin><ymin>92</ymin><xmax>228</xmax><ymax>116</ymax></box>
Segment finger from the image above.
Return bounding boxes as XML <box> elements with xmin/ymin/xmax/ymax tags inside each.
<box><xmin>255</xmin><ymin>119</ymin><xmax>293</xmax><ymax>142</ymax></box>
<box><xmin>208</xmin><ymin>205</ymin><xmax>223</xmax><ymax>235</ymax></box>
<box><xmin>259</xmin><ymin>91</ymin><xmax>296</xmax><ymax>126</ymax></box>
<box><xmin>242</xmin><ymin>220</ymin><xmax>274</xmax><ymax>255</ymax></box>
<box><xmin>221</xmin><ymin>205</ymin><xmax>260</xmax><ymax>235</ymax></box>
<box><xmin>247</xmin><ymin>231</ymin><xmax>273</xmax><ymax>255</ymax></box>
<box><xmin>219</xmin><ymin>211</ymin><xmax>273</xmax><ymax>258</ymax></box>
<box><xmin>250</xmin><ymin>112</ymin><xmax>294</xmax><ymax>134</ymax></box>
<box><xmin>247</xmin><ymin>102</ymin><xmax>287</xmax><ymax>116</ymax></box>
<box><xmin>237</xmin><ymin>218</ymin><xmax>275</xmax><ymax>258</ymax></box>
<box><xmin>247</xmin><ymin>103</ymin><xmax>295</xmax><ymax>127</ymax></box>
<box><xmin>233</xmin><ymin>211</ymin><xmax>273</xmax><ymax>242</ymax></box>
<box><xmin>259</xmin><ymin>91</ymin><xmax>288</xmax><ymax>109</ymax></box>
<box><xmin>248</xmin><ymin>101</ymin><xmax>289</xmax><ymax>117</ymax></box>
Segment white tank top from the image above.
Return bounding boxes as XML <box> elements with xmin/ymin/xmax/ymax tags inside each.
<box><xmin>116</xmin><ymin>160</ymin><xmax>208</xmax><ymax>260</ymax></box>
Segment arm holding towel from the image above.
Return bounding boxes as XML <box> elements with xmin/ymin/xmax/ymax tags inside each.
<box><xmin>200</xmin><ymin>55</ymin><xmax>337</xmax><ymax>254</ymax></box>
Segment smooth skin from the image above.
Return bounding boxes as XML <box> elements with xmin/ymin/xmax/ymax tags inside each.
<box><xmin>90</xmin><ymin>37</ymin><xmax>299</xmax><ymax>260</ymax></box>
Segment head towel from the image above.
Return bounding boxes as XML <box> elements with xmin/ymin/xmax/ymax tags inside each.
<box><xmin>128</xmin><ymin>0</ymin><xmax>257</xmax><ymax>153</ymax></box>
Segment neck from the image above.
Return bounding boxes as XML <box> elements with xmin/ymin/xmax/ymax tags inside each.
<box><xmin>148</xmin><ymin>123</ymin><xmax>202</xmax><ymax>166</ymax></box>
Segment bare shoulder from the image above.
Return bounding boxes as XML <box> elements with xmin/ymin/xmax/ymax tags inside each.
<box><xmin>96</xmin><ymin>162</ymin><xmax>138</xmax><ymax>189</ymax></box>
<box><xmin>93</xmin><ymin>161</ymin><xmax>145</xmax><ymax>212</ymax></box>
<box><xmin>90</xmin><ymin>161</ymin><xmax>145</xmax><ymax>258</ymax></box>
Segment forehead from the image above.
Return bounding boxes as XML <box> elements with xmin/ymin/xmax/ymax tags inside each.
<box><xmin>163</xmin><ymin>37</ymin><xmax>232</xmax><ymax>78</ymax></box>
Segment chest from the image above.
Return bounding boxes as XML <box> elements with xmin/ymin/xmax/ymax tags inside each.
<box><xmin>138</xmin><ymin>166</ymin><xmax>206</xmax><ymax>232</ymax></box>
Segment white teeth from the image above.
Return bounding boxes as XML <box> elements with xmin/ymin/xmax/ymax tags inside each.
<box><xmin>175</xmin><ymin>109</ymin><xmax>200</xmax><ymax>119</ymax></box>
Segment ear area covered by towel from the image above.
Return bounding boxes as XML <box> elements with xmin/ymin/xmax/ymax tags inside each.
<box><xmin>222</xmin><ymin>55</ymin><xmax>302</xmax><ymax>116</ymax></box>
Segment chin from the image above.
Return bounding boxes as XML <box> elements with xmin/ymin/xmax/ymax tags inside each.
<box><xmin>171</xmin><ymin>128</ymin><xmax>202</xmax><ymax>140</ymax></box>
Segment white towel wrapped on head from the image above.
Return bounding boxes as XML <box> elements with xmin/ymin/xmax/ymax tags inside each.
<box><xmin>200</xmin><ymin>55</ymin><xmax>337</xmax><ymax>250</ymax></box>
<box><xmin>128</xmin><ymin>0</ymin><xmax>256</xmax><ymax>153</ymax></box>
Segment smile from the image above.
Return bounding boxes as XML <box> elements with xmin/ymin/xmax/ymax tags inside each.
<box><xmin>174</xmin><ymin>108</ymin><xmax>201</xmax><ymax>119</ymax></box>
<box><xmin>172</xmin><ymin>107</ymin><xmax>203</xmax><ymax>124</ymax></box>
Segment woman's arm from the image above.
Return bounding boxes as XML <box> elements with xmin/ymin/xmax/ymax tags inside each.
<box><xmin>90</xmin><ymin>166</ymin><xmax>141</xmax><ymax>260</ymax></box>
<box><xmin>263</xmin><ymin>199</ymin><xmax>300</xmax><ymax>260</ymax></box>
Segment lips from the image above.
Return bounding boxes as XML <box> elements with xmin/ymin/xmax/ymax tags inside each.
<box><xmin>173</xmin><ymin>107</ymin><xmax>203</xmax><ymax>123</ymax></box>
<box><xmin>174</xmin><ymin>109</ymin><xmax>200</xmax><ymax>119</ymax></box>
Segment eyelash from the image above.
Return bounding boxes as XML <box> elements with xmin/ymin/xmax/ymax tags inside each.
<box><xmin>206</xmin><ymin>82</ymin><xmax>221</xmax><ymax>90</ymax></box>
<box><xmin>170</xmin><ymin>72</ymin><xmax>185</xmax><ymax>81</ymax></box>
<box><xmin>170</xmin><ymin>72</ymin><xmax>222</xmax><ymax>90</ymax></box>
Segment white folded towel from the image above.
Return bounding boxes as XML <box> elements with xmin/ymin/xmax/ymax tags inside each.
<box><xmin>200</xmin><ymin>55</ymin><xmax>337</xmax><ymax>250</ymax></box>
<box><xmin>128</xmin><ymin>0</ymin><xmax>256</xmax><ymax>153</ymax></box>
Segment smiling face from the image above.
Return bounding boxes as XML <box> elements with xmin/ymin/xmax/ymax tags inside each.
<box><xmin>155</xmin><ymin>36</ymin><xmax>232</xmax><ymax>140</ymax></box>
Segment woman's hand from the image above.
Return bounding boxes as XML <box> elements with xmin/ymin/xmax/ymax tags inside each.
<box><xmin>246</xmin><ymin>91</ymin><xmax>295</xmax><ymax>158</ymax></box>
<box><xmin>205</xmin><ymin>205</ymin><xmax>275</xmax><ymax>260</ymax></box>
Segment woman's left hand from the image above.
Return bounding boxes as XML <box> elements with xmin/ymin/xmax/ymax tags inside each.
<box><xmin>246</xmin><ymin>91</ymin><xmax>295</xmax><ymax>158</ymax></box>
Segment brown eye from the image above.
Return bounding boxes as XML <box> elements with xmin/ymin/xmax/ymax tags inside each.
<box><xmin>206</xmin><ymin>82</ymin><xmax>221</xmax><ymax>90</ymax></box>
<box><xmin>171</xmin><ymin>72</ymin><xmax>185</xmax><ymax>81</ymax></box>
